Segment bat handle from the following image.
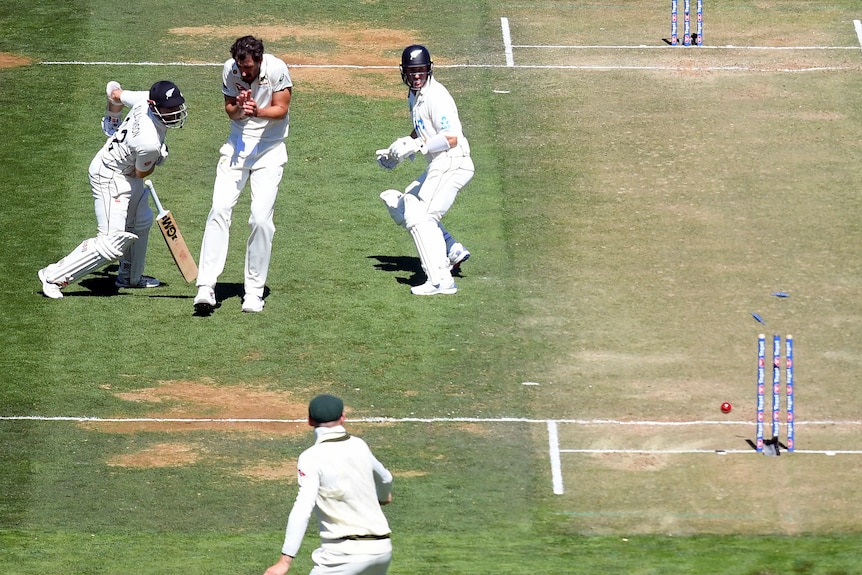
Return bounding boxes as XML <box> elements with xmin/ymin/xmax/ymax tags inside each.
<box><xmin>145</xmin><ymin>179</ymin><xmax>168</xmax><ymax>217</ymax></box>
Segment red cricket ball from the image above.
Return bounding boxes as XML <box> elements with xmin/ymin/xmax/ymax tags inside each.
<box><xmin>720</xmin><ymin>402</ymin><xmax>732</xmax><ymax>414</ymax></box>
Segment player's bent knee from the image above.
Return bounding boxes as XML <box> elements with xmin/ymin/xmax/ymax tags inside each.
<box><xmin>402</xmin><ymin>194</ymin><xmax>434</xmax><ymax>230</ymax></box>
<box><xmin>97</xmin><ymin>231</ymin><xmax>138</xmax><ymax>260</ymax></box>
<box><xmin>380</xmin><ymin>189</ymin><xmax>406</xmax><ymax>227</ymax></box>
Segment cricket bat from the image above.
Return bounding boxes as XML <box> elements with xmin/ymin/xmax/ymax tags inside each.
<box><xmin>145</xmin><ymin>179</ymin><xmax>198</xmax><ymax>283</ymax></box>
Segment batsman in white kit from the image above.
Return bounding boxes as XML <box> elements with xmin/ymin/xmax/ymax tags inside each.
<box><xmin>37</xmin><ymin>80</ymin><xmax>187</xmax><ymax>299</ymax></box>
<box><xmin>193</xmin><ymin>36</ymin><xmax>292</xmax><ymax>314</ymax></box>
<box><xmin>376</xmin><ymin>45</ymin><xmax>474</xmax><ymax>295</ymax></box>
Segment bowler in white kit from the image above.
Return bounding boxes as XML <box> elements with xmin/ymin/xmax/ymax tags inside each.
<box><xmin>194</xmin><ymin>35</ymin><xmax>292</xmax><ymax>314</ymax></box>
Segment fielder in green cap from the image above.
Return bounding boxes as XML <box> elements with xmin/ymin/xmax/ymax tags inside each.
<box><xmin>264</xmin><ymin>394</ymin><xmax>394</xmax><ymax>575</ymax></box>
<box><xmin>307</xmin><ymin>393</ymin><xmax>344</xmax><ymax>424</ymax></box>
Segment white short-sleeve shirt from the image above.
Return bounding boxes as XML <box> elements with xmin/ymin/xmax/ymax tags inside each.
<box><xmin>222</xmin><ymin>53</ymin><xmax>293</xmax><ymax>144</ymax></box>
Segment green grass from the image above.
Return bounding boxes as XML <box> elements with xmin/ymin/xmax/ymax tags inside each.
<box><xmin>2</xmin><ymin>1</ymin><xmax>862</xmax><ymax>573</ymax></box>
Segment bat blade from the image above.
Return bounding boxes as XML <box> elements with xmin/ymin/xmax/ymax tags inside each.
<box><xmin>156</xmin><ymin>209</ymin><xmax>198</xmax><ymax>283</ymax></box>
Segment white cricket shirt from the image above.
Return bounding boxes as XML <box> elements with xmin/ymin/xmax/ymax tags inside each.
<box><xmin>281</xmin><ymin>425</ymin><xmax>393</xmax><ymax>557</ymax></box>
<box><xmin>100</xmin><ymin>90</ymin><xmax>165</xmax><ymax>176</ymax></box>
<box><xmin>409</xmin><ymin>75</ymin><xmax>471</xmax><ymax>161</ymax></box>
<box><xmin>222</xmin><ymin>53</ymin><xmax>292</xmax><ymax>144</ymax></box>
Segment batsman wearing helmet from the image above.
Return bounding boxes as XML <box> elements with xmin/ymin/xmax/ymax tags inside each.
<box><xmin>377</xmin><ymin>45</ymin><xmax>474</xmax><ymax>295</ymax></box>
<box><xmin>38</xmin><ymin>80</ymin><xmax>187</xmax><ymax>299</ymax></box>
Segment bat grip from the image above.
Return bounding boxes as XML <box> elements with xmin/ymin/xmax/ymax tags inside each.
<box><xmin>145</xmin><ymin>179</ymin><xmax>168</xmax><ymax>216</ymax></box>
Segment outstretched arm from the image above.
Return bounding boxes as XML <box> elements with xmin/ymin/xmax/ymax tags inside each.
<box><xmin>263</xmin><ymin>554</ymin><xmax>294</xmax><ymax>575</ymax></box>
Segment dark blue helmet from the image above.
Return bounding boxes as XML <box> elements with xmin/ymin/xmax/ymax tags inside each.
<box><xmin>400</xmin><ymin>45</ymin><xmax>433</xmax><ymax>90</ymax></box>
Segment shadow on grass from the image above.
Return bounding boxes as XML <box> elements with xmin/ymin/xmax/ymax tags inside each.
<box><xmin>367</xmin><ymin>254</ymin><xmax>468</xmax><ymax>286</ymax></box>
<box><xmin>368</xmin><ymin>255</ymin><xmax>425</xmax><ymax>286</ymax></box>
<box><xmin>71</xmin><ymin>266</ymin><xmax>196</xmax><ymax>299</ymax></box>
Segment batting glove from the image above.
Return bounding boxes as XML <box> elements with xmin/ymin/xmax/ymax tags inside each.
<box><xmin>155</xmin><ymin>143</ymin><xmax>169</xmax><ymax>166</ymax></box>
<box><xmin>376</xmin><ymin>149</ymin><xmax>400</xmax><ymax>170</ymax></box>
<box><xmin>388</xmin><ymin>136</ymin><xmax>423</xmax><ymax>161</ymax></box>
<box><xmin>106</xmin><ymin>81</ymin><xmax>122</xmax><ymax>104</ymax></box>
<box><xmin>101</xmin><ymin>114</ymin><xmax>121</xmax><ymax>137</ymax></box>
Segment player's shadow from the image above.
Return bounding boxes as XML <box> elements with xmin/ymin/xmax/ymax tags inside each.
<box><xmin>73</xmin><ymin>266</ymin><xmax>122</xmax><ymax>297</ymax></box>
<box><xmin>72</xmin><ymin>266</ymin><xmax>190</xmax><ymax>299</ymax></box>
<box><xmin>368</xmin><ymin>255</ymin><xmax>424</xmax><ymax>286</ymax></box>
<box><xmin>368</xmin><ymin>254</ymin><xmax>466</xmax><ymax>286</ymax></box>
<box><xmin>74</xmin><ymin>279</ymin><xmax>118</xmax><ymax>296</ymax></box>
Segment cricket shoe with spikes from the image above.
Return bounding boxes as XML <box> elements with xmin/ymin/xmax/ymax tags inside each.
<box><xmin>410</xmin><ymin>281</ymin><xmax>457</xmax><ymax>296</ymax></box>
<box><xmin>241</xmin><ymin>294</ymin><xmax>265</xmax><ymax>313</ymax></box>
<box><xmin>116</xmin><ymin>275</ymin><xmax>161</xmax><ymax>288</ymax></box>
<box><xmin>448</xmin><ymin>243</ymin><xmax>470</xmax><ymax>271</ymax></box>
<box><xmin>38</xmin><ymin>269</ymin><xmax>64</xmax><ymax>299</ymax></box>
<box><xmin>193</xmin><ymin>286</ymin><xmax>216</xmax><ymax>314</ymax></box>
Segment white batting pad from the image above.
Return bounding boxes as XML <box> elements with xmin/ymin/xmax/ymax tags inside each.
<box><xmin>408</xmin><ymin>219</ymin><xmax>451</xmax><ymax>287</ymax></box>
<box><xmin>43</xmin><ymin>232</ymin><xmax>138</xmax><ymax>286</ymax></box>
<box><xmin>379</xmin><ymin>189</ymin><xmax>406</xmax><ymax>227</ymax></box>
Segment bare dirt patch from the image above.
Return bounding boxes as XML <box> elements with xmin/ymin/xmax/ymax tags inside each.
<box><xmin>0</xmin><ymin>53</ymin><xmax>33</xmax><ymax>68</ymax></box>
<box><xmin>90</xmin><ymin>379</ymin><xmax>311</xmax><ymax>433</ymax></box>
<box><xmin>107</xmin><ymin>442</ymin><xmax>201</xmax><ymax>468</ymax></box>
<box><xmin>94</xmin><ymin>381</ymin><xmax>308</xmax><ymax>472</ymax></box>
<box><xmin>169</xmin><ymin>24</ymin><xmax>419</xmax><ymax>98</ymax></box>
<box><xmin>239</xmin><ymin>458</ymin><xmax>299</xmax><ymax>482</ymax></box>
<box><xmin>169</xmin><ymin>25</ymin><xmax>415</xmax><ymax>67</ymax></box>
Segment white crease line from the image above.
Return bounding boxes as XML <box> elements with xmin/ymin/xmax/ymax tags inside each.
<box><xmin>3</xmin><ymin>416</ymin><xmax>862</xmax><ymax>425</ymax></box>
<box><xmin>501</xmin><ymin>17</ymin><xmax>514</xmax><ymax>67</ymax></box>
<box><xmin>547</xmin><ymin>421</ymin><xmax>564</xmax><ymax>494</ymax></box>
<box><xmin>513</xmin><ymin>45</ymin><xmax>861</xmax><ymax>50</ymax></box>
<box><xmin>560</xmin><ymin>448</ymin><xmax>862</xmax><ymax>455</ymax></box>
<box><xmin>855</xmin><ymin>20</ymin><xmax>862</xmax><ymax>48</ymax></box>
<box><xmin>36</xmin><ymin>61</ymin><xmax>860</xmax><ymax>73</ymax></box>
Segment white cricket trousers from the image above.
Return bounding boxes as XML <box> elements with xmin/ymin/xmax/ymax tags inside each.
<box><xmin>408</xmin><ymin>154</ymin><xmax>474</xmax><ymax>222</ymax></box>
<box><xmin>197</xmin><ymin>139</ymin><xmax>287</xmax><ymax>298</ymax></box>
<box><xmin>387</xmin><ymin>154</ymin><xmax>474</xmax><ymax>286</ymax></box>
<box><xmin>89</xmin><ymin>155</ymin><xmax>153</xmax><ymax>283</ymax></box>
<box><xmin>89</xmin><ymin>156</ymin><xmax>150</xmax><ymax>236</ymax></box>
<box><xmin>309</xmin><ymin>543</ymin><xmax>391</xmax><ymax>575</ymax></box>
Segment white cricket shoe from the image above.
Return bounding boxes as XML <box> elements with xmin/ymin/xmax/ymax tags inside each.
<box><xmin>241</xmin><ymin>294</ymin><xmax>265</xmax><ymax>313</ymax></box>
<box><xmin>115</xmin><ymin>275</ymin><xmax>161</xmax><ymax>288</ymax></box>
<box><xmin>38</xmin><ymin>269</ymin><xmax>64</xmax><ymax>299</ymax></box>
<box><xmin>193</xmin><ymin>286</ymin><xmax>216</xmax><ymax>314</ymax></box>
<box><xmin>410</xmin><ymin>281</ymin><xmax>457</xmax><ymax>296</ymax></box>
<box><xmin>448</xmin><ymin>243</ymin><xmax>471</xmax><ymax>271</ymax></box>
